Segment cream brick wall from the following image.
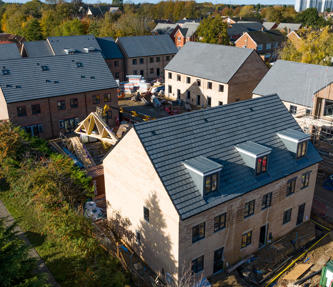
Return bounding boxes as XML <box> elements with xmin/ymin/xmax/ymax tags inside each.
<box><xmin>178</xmin><ymin>164</ymin><xmax>318</xmax><ymax>278</ymax></box>
<box><xmin>164</xmin><ymin>71</ymin><xmax>229</xmax><ymax>107</ymax></box>
<box><xmin>0</xmin><ymin>90</ymin><xmax>9</xmax><ymax>120</ymax></box>
<box><xmin>104</xmin><ymin>128</ymin><xmax>180</xmax><ymax>279</ymax></box>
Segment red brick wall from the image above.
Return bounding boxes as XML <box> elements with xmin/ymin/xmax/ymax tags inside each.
<box><xmin>6</xmin><ymin>88</ymin><xmax>119</xmax><ymax>139</ymax></box>
<box><xmin>235</xmin><ymin>33</ymin><xmax>257</xmax><ymax>49</ymax></box>
<box><xmin>105</xmin><ymin>58</ymin><xmax>125</xmax><ymax>82</ymax></box>
<box><xmin>174</xmin><ymin>30</ymin><xmax>185</xmax><ymax>48</ymax></box>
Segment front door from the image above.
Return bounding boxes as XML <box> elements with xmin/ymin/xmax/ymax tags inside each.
<box><xmin>213</xmin><ymin>247</ymin><xmax>224</xmax><ymax>274</ymax></box>
<box><xmin>156</xmin><ymin>68</ymin><xmax>160</xmax><ymax>77</ymax></box>
<box><xmin>259</xmin><ymin>224</ymin><xmax>268</xmax><ymax>248</ymax></box>
<box><xmin>297</xmin><ymin>203</ymin><xmax>305</xmax><ymax>225</ymax></box>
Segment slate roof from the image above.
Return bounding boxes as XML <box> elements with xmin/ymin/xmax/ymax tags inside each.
<box><xmin>117</xmin><ymin>35</ymin><xmax>178</xmax><ymax>58</ymax></box>
<box><xmin>263</xmin><ymin>22</ymin><xmax>277</xmax><ymax>30</ymax></box>
<box><xmin>277</xmin><ymin>23</ymin><xmax>302</xmax><ymax>31</ymax></box>
<box><xmin>237</xmin><ymin>21</ymin><xmax>264</xmax><ymax>31</ymax></box>
<box><xmin>245</xmin><ymin>30</ymin><xmax>285</xmax><ymax>44</ymax></box>
<box><xmin>178</xmin><ymin>22</ymin><xmax>199</xmax><ymax>38</ymax></box>
<box><xmin>0</xmin><ymin>43</ymin><xmax>21</xmax><ymax>60</ymax></box>
<box><xmin>165</xmin><ymin>42</ymin><xmax>253</xmax><ymax>84</ymax></box>
<box><xmin>96</xmin><ymin>37</ymin><xmax>123</xmax><ymax>59</ymax></box>
<box><xmin>152</xmin><ymin>23</ymin><xmax>178</xmax><ymax>35</ymax></box>
<box><xmin>253</xmin><ymin>60</ymin><xmax>333</xmax><ymax>108</ymax></box>
<box><xmin>23</xmin><ymin>41</ymin><xmax>53</xmax><ymax>57</ymax></box>
<box><xmin>227</xmin><ymin>23</ymin><xmax>250</xmax><ymax>37</ymax></box>
<box><xmin>47</xmin><ymin>35</ymin><xmax>101</xmax><ymax>55</ymax></box>
<box><xmin>0</xmin><ymin>52</ymin><xmax>117</xmax><ymax>104</ymax></box>
<box><xmin>133</xmin><ymin>95</ymin><xmax>321</xmax><ymax>219</ymax></box>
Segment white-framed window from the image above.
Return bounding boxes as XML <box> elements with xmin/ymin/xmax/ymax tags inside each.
<box><xmin>266</xmin><ymin>43</ymin><xmax>271</xmax><ymax>50</ymax></box>
<box><xmin>257</xmin><ymin>44</ymin><xmax>263</xmax><ymax>51</ymax></box>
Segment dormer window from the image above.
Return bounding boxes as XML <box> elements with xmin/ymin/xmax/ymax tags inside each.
<box><xmin>256</xmin><ymin>155</ymin><xmax>268</xmax><ymax>175</ymax></box>
<box><xmin>204</xmin><ymin>173</ymin><xmax>218</xmax><ymax>196</ymax></box>
<box><xmin>297</xmin><ymin>141</ymin><xmax>307</xmax><ymax>159</ymax></box>
<box><xmin>183</xmin><ymin>156</ymin><xmax>223</xmax><ymax>198</ymax></box>
<box><xmin>236</xmin><ymin>141</ymin><xmax>271</xmax><ymax>175</ymax></box>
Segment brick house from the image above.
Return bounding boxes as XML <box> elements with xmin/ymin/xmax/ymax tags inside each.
<box><xmin>103</xmin><ymin>95</ymin><xmax>321</xmax><ymax>282</ymax></box>
<box><xmin>22</xmin><ymin>35</ymin><xmax>125</xmax><ymax>81</ymax></box>
<box><xmin>116</xmin><ymin>35</ymin><xmax>178</xmax><ymax>80</ymax></box>
<box><xmin>253</xmin><ymin>60</ymin><xmax>333</xmax><ymax>137</ymax></box>
<box><xmin>164</xmin><ymin>42</ymin><xmax>268</xmax><ymax>107</ymax></box>
<box><xmin>0</xmin><ymin>53</ymin><xmax>119</xmax><ymax>138</ymax></box>
<box><xmin>173</xmin><ymin>22</ymin><xmax>199</xmax><ymax>48</ymax></box>
<box><xmin>235</xmin><ymin>30</ymin><xmax>285</xmax><ymax>62</ymax></box>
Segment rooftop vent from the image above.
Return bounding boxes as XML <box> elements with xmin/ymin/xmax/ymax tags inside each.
<box><xmin>45</xmin><ymin>79</ymin><xmax>51</xmax><ymax>83</ymax></box>
<box><xmin>81</xmin><ymin>75</ymin><xmax>85</xmax><ymax>78</ymax></box>
<box><xmin>277</xmin><ymin>129</ymin><xmax>310</xmax><ymax>159</ymax></box>
<box><xmin>90</xmin><ymin>76</ymin><xmax>95</xmax><ymax>79</ymax></box>
<box><xmin>183</xmin><ymin>156</ymin><xmax>223</xmax><ymax>198</ymax></box>
<box><xmin>236</xmin><ymin>141</ymin><xmax>271</xmax><ymax>174</ymax></box>
<box><xmin>64</xmin><ymin>48</ymin><xmax>77</xmax><ymax>55</ymax></box>
<box><xmin>15</xmin><ymin>85</ymin><xmax>21</xmax><ymax>88</ymax></box>
<box><xmin>76</xmin><ymin>62</ymin><xmax>83</xmax><ymax>68</ymax></box>
<box><xmin>41</xmin><ymin>65</ymin><xmax>49</xmax><ymax>71</ymax></box>
<box><xmin>54</xmin><ymin>80</ymin><xmax>59</xmax><ymax>84</ymax></box>
<box><xmin>2</xmin><ymin>69</ymin><xmax>10</xmax><ymax>75</ymax></box>
<box><xmin>6</xmin><ymin>84</ymin><xmax>12</xmax><ymax>88</ymax></box>
<box><xmin>83</xmin><ymin>47</ymin><xmax>96</xmax><ymax>53</ymax></box>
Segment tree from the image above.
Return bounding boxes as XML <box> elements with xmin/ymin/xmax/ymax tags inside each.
<box><xmin>296</xmin><ymin>8</ymin><xmax>327</xmax><ymax>27</ymax></box>
<box><xmin>239</xmin><ymin>5</ymin><xmax>255</xmax><ymax>18</ymax></box>
<box><xmin>54</xmin><ymin>18</ymin><xmax>85</xmax><ymax>36</ymax></box>
<box><xmin>280</xmin><ymin>27</ymin><xmax>333</xmax><ymax>66</ymax></box>
<box><xmin>197</xmin><ymin>15</ymin><xmax>229</xmax><ymax>45</ymax></box>
<box><xmin>23</xmin><ymin>17</ymin><xmax>43</xmax><ymax>41</ymax></box>
<box><xmin>0</xmin><ymin>220</ymin><xmax>47</xmax><ymax>287</ymax></box>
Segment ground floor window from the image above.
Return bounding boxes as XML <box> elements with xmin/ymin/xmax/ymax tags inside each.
<box><xmin>24</xmin><ymin>124</ymin><xmax>43</xmax><ymax>137</ymax></box>
<box><xmin>192</xmin><ymin>255</ymin><xmax>204</xmax><ymax>273</ymax></box>
<box><xmin>59</xmin><ymin>117</ymin><xmax>80</xmax><ymax>134</ymax></box>
<box><xmin>241</xmin><ymin>231</ymin><xmax>252</xmax><ymax>248</ymax></box>
<box><xmin>283</xmin><ymin>208</ymin><xmax>292</xmax><ymax>224</ymax></box>
<box><xmin>213</xmin><ymin>247</ymin><xmax>224</xmax><ymax>273</ymax></box>
<box><xmin>324</xmin><ymin>99</ymin><xmax>333</xmax><ymax>117</ymax></box>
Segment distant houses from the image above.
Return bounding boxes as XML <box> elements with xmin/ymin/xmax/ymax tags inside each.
<box><xmin>164</xmin><ymin>42</ymin><xmax>268</xmax><ymax>107</ymax></box>
<box><xmin>235</xmin><ymin>30</ymin><xmax>285</xmax><ymax>62</ymax></box>
<box><xmin>0</xmin><ymin>53</ymin><xmax>119</xmax><ymax>138</ymax></box>
<box><xmin>117</xmin><ymin>35</ymin><xmax>178</xmax><ymax>80</ymax></box>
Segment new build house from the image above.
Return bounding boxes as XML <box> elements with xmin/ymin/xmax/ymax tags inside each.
<box><xmin>116</xmin><ymin>35</ymin><xmax>178</xmax><ymax>80</ymax></box>
<box><xmin>22</xmin><ymin>35</ymin><xmax>125</xmax><ymax>81</ymax></box>
<box><xmin>0</xmin><ymin>53</ymin><xmax>119</xmax><ymax>138</ymax></box>
<box><xmin>235</xmin><ymin>30</ymin><xmax>285</xmax><ymax>62</ymax></box>
<box><xmin>164</xmin><ymin>42</ymin><xmax>268</xmax><ymax>107</ymax></box>
<box><xmin>253</xmin><ymin>60</ymin><xmax>333</xmax><ymax>137</ymax></box>
<box><xmin>104</xmin><ymin>95</ymin><xmax>321</xmax><ymax>282</ymax></box>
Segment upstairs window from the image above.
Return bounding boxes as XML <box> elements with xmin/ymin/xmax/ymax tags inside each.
<box><xmin>186</xmin><ymin>77</ymin><xmax>191</xmax><ymax>84</ymax></box>
<box><xmin>256</xmin><ymin>155</ymin><xmax>268</xmax><ymax>175</ymax></box>
<box><xmin>283</xmin><ymin>208</ymin><xmax>292</xmax><ymax>224</ymax></box>
<box><xmin>139</xmin><ymin>58</ymin><xmax>144</xmax><ymax>64</ymax></box>
<box><xmin>156</xmin><ymin>57</ymin><xmax>160</xmax><ymax>62</ymax></box>
<box><xmin>241</xmin><ymin>231</ymin><xmax>252</xmax><ymax>248</ymax></box>
<box><xmin>262</xmin><ymin>192</ymin><xmax>272</xmax><ymax>209</ymax></box>
<box><xmin>57</xmin><ymin>100</ymin><xmax>66</xmax><ymax>111</ymax></box>
<box><xmin>219</xmin><ymin>84</ymin><xmax>224</xmax><ymax>92</ymax></box>
<box><xmin>244</xmin><ymin>200</ymin><xmax>255</xmax><ymax>218</ymax></box>
<box><xmin>150</xmin><ymin>57</ymin><xmax>154</xmax><ymax>63</ymax></box>
<box><xmin>301</xmin><ymin>172</ymin><xmax>310</xmax><ymax>188</ymax></box>
<box><xmin>214</xmin><ymin>213</ymin><xmax>226</xmax><ymax>232</ymax></box>
<box><xmin>168</xmin><ymin>72</ymin><xmax>172</xmax><ymax>79</ymax></box>
<box><xmin>197</xmin><ymin>79</ymin><xmax>201</xmax><ymax>87</ymax></box>
<box><xmin>257</xmin><ymin>44</ymin><xmax>263</xmax><ymax>51</ymax></box>
<box><xmin>114</xmin><ymin>60</ymin><xmax>119</xmax><ymax>67</ymax></box>
<box><xmin>17</xmin><ymin>106</ymin><xmax>27</xmax><ymax>117</ymax></box>
<box><xmin>132</xmin><ymin>58</ymin><xmax>137</xmax><ymax>65</ymax></box>
<box><xmin>192</xmin><ymin>222</ymin><xmax>205</xmax><ymax>243</ymax></box>
<box><xmin>177</xmin><ymin>74</ymin><xmax>181</xmax><ymax>81</ymax></box>
<box><xmin>204</xmin><ymin>173</ymin><xmax>218</xmax><ymax>196</ymax></box>
<box><xmin>286</xmin><ymin>177</ymin><xmax>297</xmax><ymax>196</ymax></box>
<box><xmin>207</xmin><ymin>97</ymin><xmax>211</xmax><ymax>107</ymax></box>
<box><xmin>168</xmin><ymin>85</ymin><xmax>172</xmax><ymax>94</ymax></box>
<box><xmin>297</xmin><ymin>141</ymin><xmax>307</xmax><ymax>159</ymax></box>
<box><xmin>143</xmin><ymin>207</ymin><xmax>149</xmax><ymax>222</ymax></box>
<box><xmin>104</xmin><ymin>94</ymin><xmax>112</xmax><ymax>102</ymax></box>
<box><xmin>266</xmin><ymin>43</ymin><xmax>271</xmax><ymax>50</ymax></box>
<box><xmin>31</xmin><ymin>104</ymin><xmax>41</xmax><ymax>115</ymax></box>
<box><xmin>166</xmin><ymin>55</ymin><xmax>170</xmax><ymax>61</ymax></box>
<box><xmin>92</xmin><ymin>95</ymin><xmax>100</xmax><ymax>104</ymax></box>
<box><xmin>70</xmin><ymin>98</ymin><xmax>78</xmax><ymax>108</ymax></box>
<box><xmin>208</xmin><ymin>82</ymin><xmax>212</xmax><ymax>89</ymax></box>
<box><xmin>290</xmin><ymin>105</ymin><xmax>297</xmax><ymax>115</ymax></box>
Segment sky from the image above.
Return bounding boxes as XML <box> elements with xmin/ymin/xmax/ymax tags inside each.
<box><xmin>3</xmin><ymin>0</ymin><xmax>295</xmax><ymax>5</ymax></box>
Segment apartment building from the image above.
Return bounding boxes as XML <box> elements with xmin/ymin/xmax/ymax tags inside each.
<box><xmin>104</xmin><ymin>95</ymin><xmax>321</xmax><ymax>283</ymax></box>
<box><xmin>116</xmin><ymin>35</ymin><xmax>178</xmax><ymax>80</ymax></box>
<box><xmin>235</xmin><ymin>30</ymin><xmax>285</xmax><ymax>62</ymax></box>
<box><xmin>22</xmin><ymin>35</ymin><xmax>125</xmax><ymax>81</ymax></box>
<box><xmin>253</xmin><ymin>60</ymin><xmax>333</xmax><ymax>137</ymax></box>
<box><xmin>164</xmin><ymin>42</ymin><xmax>268</xmax><ymax>107</ymax></box>
<box><xmin>0</xmin><ymin>53</ymin><xmax>119</xmax><ymax>138</ymax></box>
<box><xmin>295</xmin><ymin>0</ymin><xmax>333</xmax><ymax>12</ymax></box>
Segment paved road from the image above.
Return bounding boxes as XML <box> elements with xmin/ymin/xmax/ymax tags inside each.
<box><xmin>0</xmin><ymin>200</ymin><xmax>59</xmax><ymax>287</ymax></box>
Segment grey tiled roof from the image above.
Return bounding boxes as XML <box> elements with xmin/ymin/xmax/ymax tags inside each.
<box><xmin>0</xmin><ymin>43</ymin><xmax>21</xmax><ymax>60</ymax></box>
<box><xmin>23</xmin><ymin>41</ymin><xmax>54</xmax><ymax>57</ymax></box>
<box><xmin>117</xmin><ymin>35</ymin><xmax>178</xmax><ymax>58</ymax></box>
<box><xmin>152</xmin><ymin>23</ymin><xmax>178</xmax><ymax>35</ymax></box>
<box><xmin>277</xmin><ymin>23</ymin><xmax>302</xmax><ymax>31</ymax></box>
<box><xmin>263</xmin><ymin>22</ymin><xmax>276</xmax><ymax>30</ymax></box>
<box><xmin>0</xmin><ymin>52</ymin><xmax>117</xmax><ymax>104</ymax></box>
<box><xmin>134</xmin><ymin>95</ymin><xmax>321</xmax><ymax>219</ymax></box>
<box><xmin>96</xmin><ymin>37</ymin><xmax>123</xmax><ymax>59</ymax></box>
<box><xmin>237</xmin><ymin>21</ymin><xmax>264</xmax><ymax>31</ymax></box>
<box><xmin>47</xmin><ymin>35</ymin><xmax>101</xmax><ymax>55</ymax></box>
<box><xmin>253</xmin><ymin>60</ymin><xmax>333</xmax><ymax>108</ymax></box>
<box><xmin>178</xmin><ymin>22</ymin><xmax>199</xmax><ymax>38</ymax></box>
<box><xmin>246</xmin><ymin>30</ymin><xmax>285</xmax><ymax>44</ymax></box>
<box><xmin>165</xmin><ymin>42</ymin><xmax>253</xmax><ymax>84</ymax></box>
